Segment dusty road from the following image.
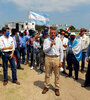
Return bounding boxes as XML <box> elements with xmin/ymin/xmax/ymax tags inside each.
<box><xmin>0</xmin><ymin>63</ymin><xmax>90</xmax><ymax>100</ymax></box>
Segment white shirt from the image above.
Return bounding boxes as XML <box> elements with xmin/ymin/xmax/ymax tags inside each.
<box><xmin>0</xmin><ymin>35</ymin><xmax>15</xmax><ymax>52</ymax></box>
<box><xmin>57</xmin><ymin>34</ymin><xmax>61</xmax><ymax>38</ymax></box>
<box><xmin>61</xmin><ymin>37</ymin><xmax>68</xmax><ymax>51</ymax></box>
<box><xmin>77</xmin><ymin>34</ymin><xmax>90</xmax><ymax>52</ymax></box>
<box><xmin>43</xmin><ymin>37</ymin><xmax>63</xmax><ymax>62</ymax></box>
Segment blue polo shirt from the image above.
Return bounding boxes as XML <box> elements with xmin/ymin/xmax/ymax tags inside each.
<box><xmin>19</xmin><ymin>36</ymin><xmax>29</xmax><ymax>48</ymax></box>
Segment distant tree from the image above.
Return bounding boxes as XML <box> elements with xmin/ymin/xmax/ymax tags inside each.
<box><xmin>60</xmin><ymin>29</ymin><xmax>64</xmax><ymax>32</ymax></box>
<box><xmin>35</xmin><ymin>25</ymin><xmax>46</xmax><ymax>30</ymax></box>
<box><xmin>71</xmin><ymin>25</ymin><xmax>76</xmax><ymax>30</ymax></box>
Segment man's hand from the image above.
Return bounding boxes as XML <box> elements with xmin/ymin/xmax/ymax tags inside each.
<box><xmin>59</xmin><ymin>62</ymin><xmax>63</xmax><ymax>68</ymax></box>
<box><xmin>26</xmin><ymin>40</ymin><xmax>29</xmax><ymax>44</ymax></box>
<box><xmin>9</xmin><ymin>53</ymin><xmax>13</xmax><ymax>59</ymax></box>
<box><xmin>8</xmin><ymin>46</ymin><xmax>13</xmax><ymax>49</ymax></box>
<box><xmin>51</xmin><ymin>40</ymin><xmax>56</xmax><ymax>47</ymax></box>
<box><xmin>63</xmin><ymin>44</ymin><xmax>67</xmax><ymax>48</ymax></box>
<box><xmin>86</xmin><ymin>58</ymin><xmax>89</xmax><ymax>62</ymax></box>
<box><xmin>36</xmin><ymin>46</ymin><xmax>40</xmax><ymax>49</ymax></box>
<box><xmin>2</xmin><ymin>46</ymin><xmax>13</xmax><ymax>50</ymax></box>
<box><xmin>61</xmin><ymin>37</ymin><xmax>64</xmax><ymax>41</ymax></box>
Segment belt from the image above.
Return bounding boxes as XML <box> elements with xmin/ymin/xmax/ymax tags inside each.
<box><xmin>2</xmin><ymin>51</ymin><xmax>12</xmax><ymax>53</ymax></box>
<box><xmin>46</xmin><ymin>55</ymin><xmax>59</xmax><ymax>57</ymax></box>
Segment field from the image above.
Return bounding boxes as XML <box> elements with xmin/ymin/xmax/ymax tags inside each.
<box><xmin>0</xmin><ymin>60</ymin><xmax>90</xmax><ymax>100</ymax></box>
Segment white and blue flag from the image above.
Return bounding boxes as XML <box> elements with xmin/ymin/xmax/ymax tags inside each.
<box><xmin>29</xmin><ymin>11</ymin><xmax>49</xmax><ymax>25</ymax></box>
<box><xmin>68</xmin><ymin>39</ymin><xmax>82</xmax><ymax>62</ymax></box>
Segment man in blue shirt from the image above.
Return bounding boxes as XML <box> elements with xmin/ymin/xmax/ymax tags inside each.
<box><xmin>24</xmin><ymin>30</ymin><xmax>31</xmax><ymax>64</ymax></box>
<box><xmin>19</xmin><ymin>32</ymin><xmax>29</xmax><ymax>64</ymax></box>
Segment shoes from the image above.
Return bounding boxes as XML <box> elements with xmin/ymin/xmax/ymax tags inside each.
<box><xmin>17</xmin><ymin>67</ymin><xmax>24</xmax><ymax>70</ymax></box>
<box><xmin>66</xmin><ymin>66</ymin><xmax>69</xmax><ymax>70</ymax></box>
<box><xmin>27</xmin><ymin>61</ymin><xmax>29</xmax><ymax>64</ymax></box>
<box><xmin>74</xmin><ymin>78</ymin><xmax>78</xmax><ymax>81</ymax></box>
<box><xmin>13</xmin><ymin>81</ymin><xmax>20</xmax><ymax>85</ymax></box>
<box><xmin>60</xmin><ymin>67</ymin><xmax>64</xmax><ymax>72</ymax></box>
<box><xmin>42</xmin><ymin>87</ymin><xmax>49</xmax><ymax>94</ymax></box>
<box><xmin>38</xmin><ymin>71</ymin><xmax>43</xmax><ymax>75</ymax></box>
<box><xmin>22</xmin><ymin>62</ymin><xmax>27</xmax><ymax>65</ymax></box>
<box><xmin>55</xmin><ymin>89</ymin><xmax>60</xmax><ymax>96</ymax></box>
<box><xmin>66</xmin><ymin>75</ymin><xmax>72</xmax><ymax>78</ymax></box>
<box><xmin>30</xmin><ymin>66</ymin><xmax>34</xmax><ymax>70</ymax></box>
<box><xmin>3</xmin><ymin>82</ymin><xmax>8</xmax><ymax>86</ymax></box>
<box><xmin>37</xmin><ymin>66</ymin><xmax>40</xmax><ymax>70</ymax></box>
<box><xmin>50</xmin><ymin>72</ymin><xmax>52</xmax><ymax>76</ymax></box>
<box><xmin>81</xmin><ymin>83</ymin><xmax>90</xmax><ymax>87</ymax></box>
<box><xmin>81</xmin><ymin>70</ymin><xmax>85</xmax><ymax>74</ymax></box>
<box><xmin>24</xmin><ymin>62</ymin><xmax>27</xmax><ymax>65</ymax></box>
<box><xmin>62</xmin><ymin>71</ymin><xmax>68</xmax><ymax>75</ymax></box>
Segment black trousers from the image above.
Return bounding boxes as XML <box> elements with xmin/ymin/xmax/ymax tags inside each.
<box><xmin>67</xmin><ymin>54</ymin><xmax>79</xmax><ymax>79</ymax></box>
<box><xmin>85</xmin><ymin>60</ymin><xmax>90</xmax><ymax>84</ymax></box>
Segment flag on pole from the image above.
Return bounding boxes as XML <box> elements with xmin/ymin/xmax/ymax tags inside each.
<box><xmin>29</xmin><ymin>11</ymin><xmax>49</xmax><ymax>25</ymax></box>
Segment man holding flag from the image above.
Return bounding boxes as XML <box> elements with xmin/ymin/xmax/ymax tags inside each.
<box><xmin>66</xmin><ymin>32</ymin><xmax>82</xmax><ymax>80</ymax></box>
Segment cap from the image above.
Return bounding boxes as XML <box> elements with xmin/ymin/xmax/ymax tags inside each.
<box><xmin>70</xmin><ymin>32</ymin><xmax>76</xmax><ymax>36</ymax></box>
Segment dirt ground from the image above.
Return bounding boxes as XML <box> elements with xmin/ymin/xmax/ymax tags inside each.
<box><xmin>0</xmin><ymin>62</ymin><xmax>90</xmax><ymax>100</ymax></box>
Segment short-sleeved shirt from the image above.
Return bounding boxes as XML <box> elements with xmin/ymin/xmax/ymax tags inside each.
<box><xmin>19</xmin><ymin>36</ymin><xmax>29</xmax><ymax>48</ymax></box>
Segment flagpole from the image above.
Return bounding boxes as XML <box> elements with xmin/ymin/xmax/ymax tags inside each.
<box><xmin>27</xmin><ymin>9</ymin><xmax>29</xmax><ymax>25</ymax></box>
<box><xmin>27</xmin><ymin>9</ymin><xmax>29</xmax><ymax>33</ymax></box>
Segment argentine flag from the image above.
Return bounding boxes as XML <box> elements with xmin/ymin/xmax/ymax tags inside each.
<box><xmin>29</xmin><ymin>11</ymin><xmax>49</xmax><ymax>25</ymax></box>
<box><xmin>68</xmin><ymin>39</ymin><xmax>82</xmax><ymax>62</ymax></box>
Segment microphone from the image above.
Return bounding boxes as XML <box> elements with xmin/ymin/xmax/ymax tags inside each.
<box><xmin>51</xmin><ymin>37</ymin><xmax>56</xmax><ymax>45</ymax></box>
<box><xmin>51</xmin><ymin>37</ymin><xmax>55</xmax><ymax>40</ymax></box>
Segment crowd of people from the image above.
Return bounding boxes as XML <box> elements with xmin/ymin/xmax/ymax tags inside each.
<box><xmin>0</xmin><ymin>27</ymin><xmax>90</xmax><ymax>96</ymax></box>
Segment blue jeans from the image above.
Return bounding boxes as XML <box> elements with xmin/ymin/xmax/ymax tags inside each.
<box><xmin>20</xmin><ymin>47</ymin><xmax>26</xmax><ymax>63</ymax></box>
<box><xmin>14</xmin><ymin>48</ymin><xmax>21</xmax><ymax>68</ymax></box>
<box><xmin>30</xmin><ymin>47</ymin><xmax>34</xmax><ymax>66</ymax></box>
<box><xmin>27</xmin><ymin>45</ymin><xmax>30</xmax><ymax>62</ymax></box>
<box><xmin>2</xmin><ymin>52</ymin><xmax>17</xmax><ymax>82</ymax></box>
<box><xmin>33</xmin><ymin>52</ymin><xmax>40</xmax><ymax>67</ymax></box>
<box><xmin>81</xmin><ymin>52</ymin><xmax>86</xmax><ymax>70</ymax></box>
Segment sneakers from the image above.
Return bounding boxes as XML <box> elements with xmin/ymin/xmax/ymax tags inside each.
<box><xmin>37</xmin><ymin>66</ymin><xmax>40</xmax><ymax>70</ymax></box>
<box><xmin>55</xmin><ymin>89</ymin><xmax>60</xmax><ymax>96</ymax></box>
<box><xmin>30</xmin><ymin>66</ymin><xmax>34</xmax><ymax>70</ymax></box>
<box><xmin>27</xmin><ymin>61</ymin><xmax>29</xmax><ymax>64</ymax></box>
<box><xmin>42</xmin><ymin>87</ymin><xmax>49</xmax><ymax>94</ymax></box>
<box><xmin>24</xmin><ymin>62</ymin><xmax>27</xmax><ymax>65</ymax></box>
<box><xmin>38</xmin><ymin>71</ymin><xmax>43</xmax><ymax>75</ymax></box>
<box><xmin>60</xmin><ymin>67</ymin><xmax>64</xmax><ymax>72</ymax></box>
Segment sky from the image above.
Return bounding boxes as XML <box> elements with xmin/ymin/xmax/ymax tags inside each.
<box><xmin>0</xmin><ymin>0</ymin><xmax>90</xmax><ymax>29</ymax></box>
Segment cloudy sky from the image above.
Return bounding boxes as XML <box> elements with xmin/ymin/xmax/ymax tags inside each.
<box><xmin>0</xmin><ymin>0</ymin><xmax>90</xmax><ymax>29</ymax></box>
